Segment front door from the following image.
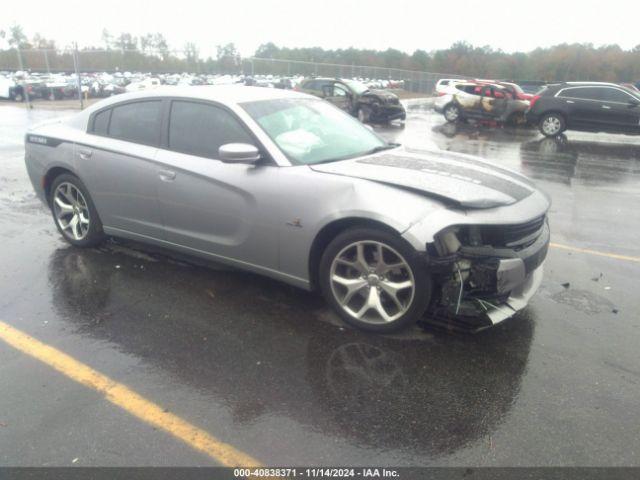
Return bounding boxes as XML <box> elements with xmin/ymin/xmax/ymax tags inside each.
<box><xmin>598</xmin><ymin>87</ymin><xmax>640</xmax><ymax>133</ymax></box>
<box><xmin>322</xmin><ymin>82</ymin><xmax>352</xmax><ymax>113</ymax></box>
<box><xmin>479</xmin><ymin>86</ymin><xmax>508</xmax><ymax>119</ymax></box>
<box><xmin>154</xmin><ymin>99</ymin><xmax>280</xmax><ymax>269</ymax></box>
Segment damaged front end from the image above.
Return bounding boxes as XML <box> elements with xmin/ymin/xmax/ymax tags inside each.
<box><xmin>423</xmin><ymin>215</ymin><xmax>549</xmax><ymax>331</ymax></box>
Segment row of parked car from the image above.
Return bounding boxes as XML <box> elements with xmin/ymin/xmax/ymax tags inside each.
<box><xmin>0</xmin><ymin>70</ymin><xmax>406</xmax><ymax>103</ymax></box>
<box><xmin>433</xmin><ymin>78</ymin><xmax>640</xmax><ymax>138</ymax></box>
<box><xmin>0</xmin><ymin>70</ymin><xmax>407</xmax><ymax>125</ymax></box>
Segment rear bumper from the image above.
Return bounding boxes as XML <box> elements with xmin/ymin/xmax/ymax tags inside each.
<box><xmin>525</xmin><ymin>109</ymin><xmax>540</xmax><ymax>125</ymax></box>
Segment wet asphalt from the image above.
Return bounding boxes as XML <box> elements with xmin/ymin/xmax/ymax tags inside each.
<box><xmin>0</xmin><ymin>101</ymin><xmax>639</xmax><ymax>467</ymax></box>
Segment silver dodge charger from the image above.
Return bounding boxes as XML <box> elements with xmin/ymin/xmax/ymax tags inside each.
<box><xmin>25</xmin><ymin>86</ymin><xmax>550</xmax><ymax>332</ymax></box>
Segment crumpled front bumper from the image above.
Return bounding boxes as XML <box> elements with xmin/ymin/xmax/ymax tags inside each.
<box><xmin>483</xmin><ymin>263</ymin><xmax>544</xmax><ymax>325</ymax></box>
<box><xmin>424</xmin><ymin>222</ymin><xmax>549</xmax><ymax>331</ymax></box>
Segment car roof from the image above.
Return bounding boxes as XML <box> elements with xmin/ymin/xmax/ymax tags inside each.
<box><xmin>68</xmin><ymin>85</ymin><xmax>314</xmax><ymax>131</ymax></box>
<box><xmin>87</xmin><ymin>85</ymin><xmax>311</xmax><ymax>110</ymax></box>
<box><xmin>561</xmin><ymin>81</ymin><xmax>622</xmax><ymax>87</ymax></box>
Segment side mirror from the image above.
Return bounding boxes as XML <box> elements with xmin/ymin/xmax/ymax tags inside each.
<box><xmin>218</xmin><ymin>143</ymin><xmax>261</xmax><ymax>164</ymax></box>
<box><xmin>628</xmin><ymin>99</ymin><xmax>640</xmax><ymax>108</ymax></box>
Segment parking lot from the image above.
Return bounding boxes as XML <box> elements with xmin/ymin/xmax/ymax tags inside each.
<box><xmin>1</xmin><ymin>100</ymin><xmax>639</xmax><ymax>467</ymax></box>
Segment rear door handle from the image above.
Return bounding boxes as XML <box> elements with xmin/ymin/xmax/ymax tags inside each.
<box><xmin>565</xmin><ymin>100</ymin><xmax>575</xmax><ymax>104</ymax></box>
<box><xmin>78</xmin><ymin>148</ymin><xmax>92</xmax><ymax>160</ymax></box>
<box><xmin>602</xmin><ymin>105</ymin><xmax>612</xmax><ymax>109</ymax></box>
<box><xmin>158</xmin><ymin>169</ymin><xmax>176</xmax><ymax>181</ymax></box>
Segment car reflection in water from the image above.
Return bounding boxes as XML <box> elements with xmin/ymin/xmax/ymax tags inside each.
<box><xmin>520</xmin><ymin>135</ymin><xmax>640</xmax><ymax>186</ymax></box>
<box><xmin>48</xmin><ymin>243</ymin><xmax>534</xmax><ymax>459</ymax></box>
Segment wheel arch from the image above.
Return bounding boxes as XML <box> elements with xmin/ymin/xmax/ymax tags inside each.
<box><xmin>43</xmin><ymin>166</ymin><xmax>77</xmax><ymax>206</ymax></box>
<box><xmin>308</xmin><ymin>217</ymin><xmax>401</xmax><ymax>290</ymax></box>
<box><xmin>539</xmin><ymin>109</ymin><xmax>567</xmax><ymax>124</ymax></box>
<box><xmin>538</xmin><ymin>110</ymin><xmax>567</xmax><ymax>135</ymax></box>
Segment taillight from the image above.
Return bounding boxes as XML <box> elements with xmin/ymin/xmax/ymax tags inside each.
<box><xmin>529</xmin><ymin>95</ymin><xmax>541</xmax><ymax>109</ymax></box>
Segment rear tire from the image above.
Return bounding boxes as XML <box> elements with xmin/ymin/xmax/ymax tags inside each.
<box><xmin>443</xmin><ymin>103</ymin><xmax>461</xmax><ymax>123</ymax></box>
<box><xmin>319</xmin><ymin>227</ymin><xmax>431</xmax><ymax>333</ymax></box>
<box><xmin>11</xmin><ymin>89</ymin><xmax>24</xmax><ymax>102</ymax></box>
<box><xmin>49</xmin><ymin>173</ymin><xmax>105</xmax><ymax>247</ymax></box>
<box><xmin>539</xmin><ymin>113</ymin><xmax>565</xmax><ymax>137</ymax></box>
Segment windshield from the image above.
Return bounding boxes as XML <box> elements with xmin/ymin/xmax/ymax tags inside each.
<box><xmin>341</xmin><ymin>79</ymin><xmax>369</xmax><ymax>94</ymax></box>
<box><xmin>242</xmin><ymin>98</ymin><xmax>388</xmax><ymax>165</ymax></box>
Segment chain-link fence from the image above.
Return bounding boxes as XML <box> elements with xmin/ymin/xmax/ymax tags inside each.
<box><xmin>0</xmin><ymin>47</ymin><xmax>467</xmax><ymax>108</ymax></box>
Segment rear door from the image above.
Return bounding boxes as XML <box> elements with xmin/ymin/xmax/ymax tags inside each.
<box><xmin>79</xmin><ymin>99</ymin><xmax>165</xmax><ymax>239</ymax></box>
<box><xmin>453</xmin><ymin>84</ymin><xmax>482</xmax><ymax>116</ymax></box>
<box><xmin>300</xmin><ymin>79</ymin><xmax>324</xmax><ymax>98</ymax></box>
<box><xmin>154</xmin><ymin>99</ymin><xmax>280</xmax><ymax>268</ymax></box>
<box><xmin>556</xmin><ymin>87</ymin><xmax>606</xmax><ymax>130</ymax></box>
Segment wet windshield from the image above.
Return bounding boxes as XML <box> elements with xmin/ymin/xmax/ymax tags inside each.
<box><xmin>242</xmin><ymin>98</ymin><xmax>389</xmax><ymax>165</ymax></box>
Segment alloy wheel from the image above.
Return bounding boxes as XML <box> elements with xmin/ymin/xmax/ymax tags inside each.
<box><xmin>53</xmin><ymin>182</ymin><xmax>91</xmax><ymax>241</ymax></box>
<box><xmin>444</xmin><ymin>105</ymin><xmax>459</xmax><ymax>122</ymax></box>
<box><xmin>542</xmin><ymin>116</ymin><xmax>562</xmax><ymax>135</ymax></box>
<box><xmin>329</xmin><ymin>241</ymin><xmax>415</xmax><ymax>324</ymax></box>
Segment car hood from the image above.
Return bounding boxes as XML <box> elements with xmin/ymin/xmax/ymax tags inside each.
<box><xmin>309</xmin><ymin>148</ymin><xmax>540</xmax><ymax>208</ymax></box>
<box><xmin>364</xmin><ymin>89</ymin><xmax>398</xmax><ymax>101</ymax></box>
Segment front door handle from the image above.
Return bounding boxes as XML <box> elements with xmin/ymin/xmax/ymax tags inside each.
<box><xmin>78</xmin><ymin>148</ymin><xmax>92</xmax><ymax>160</ymax></box>
<box><xmin>158</xmin><ymin>169</ymin><xmax>176</xmax><ymax>182</ymax></box>
<box><xmin>602</xmin><ymin>105</ymin><xmax>612</xmax><ymax>110</ymax></box>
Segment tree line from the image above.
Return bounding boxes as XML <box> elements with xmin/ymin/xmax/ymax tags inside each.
<box><xmin>1</xmin><ymin>24</ymin><xmax>640</xmax><ymax>82</ymax></box>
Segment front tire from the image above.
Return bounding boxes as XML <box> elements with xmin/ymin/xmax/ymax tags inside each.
<box><xmin>319</xmin><ymin>227</ymin><xmax>431</xmax><ymax>333</ymax></box>
<box><xmin>49</xmin><ymin>174</ymin><xmax>105</xmax><ymax>247</ymax></box>
<box><xmin>357</xmin><ymin>105</ymin><xmax>371</xmax><ymax>124</ymax></box>
<box><xmin>539</xmin><ymin>113</ymin><xmax>565</xmax><ymax>137</ymax></box>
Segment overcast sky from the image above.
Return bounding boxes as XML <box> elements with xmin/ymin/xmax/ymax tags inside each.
<box><xmin>4</xmin><ymin>0</ymin><xmax>639</xmax><ymax>56</ymax></box>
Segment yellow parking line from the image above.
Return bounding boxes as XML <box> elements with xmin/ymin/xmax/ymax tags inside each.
<box><xmin>550</xmin><ymin>242</ymin><xmax>640</xmax><ymax>263</ymax></box>
<box><xmin>0</xmin><ymin>320</ymin><xmax>262</xmax><ymax>467</ymax></box>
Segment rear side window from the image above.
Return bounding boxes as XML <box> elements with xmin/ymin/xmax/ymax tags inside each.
<box><xmin>92</xmin><ymin>109</ymin><xmax>111</xmax><ymax>135</ymax></box>
<box><xmin>108</xmin><ymin>100</ymin><xmax>162</xmax><ymax>146</ymax></box>
<box><xmin>440</xmin><ymin>80</ymin><xmax>450</xmax><ymax>86</ymax></box>
<box><xmin>558</xmin><ymin>87</ymin><xmax>603</xmax><ymax>101</ymax></box>
<box><xmin>168</xmin><ymin>101</ymin><xmax>253</xmax><ymax>159</ymax></box>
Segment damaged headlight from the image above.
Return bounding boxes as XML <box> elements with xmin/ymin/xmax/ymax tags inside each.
<box><xmin>432</xmin><ymin>227</ymin><xmax>461</xmax><ymax>256</ymax></box>
<box><xmin>434</xmin><ymin>225</ymin><xmax>484</xmax><ymax>254</ymax></box>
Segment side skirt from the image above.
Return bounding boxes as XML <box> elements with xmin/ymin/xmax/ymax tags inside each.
<box><xmin>102</xmin><ymin>226</ymin><xmax>312</xmax><ymax>291</ymax></box>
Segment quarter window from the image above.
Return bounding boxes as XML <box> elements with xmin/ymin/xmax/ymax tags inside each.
<box><xmin>558</xmin><ymin>87</ymin><xmax>603</xmax><ymax>101</ymax></box>
<box><xmin>92</xmin><ymin>108</ymin><xmax>111</xmax><ymax>135</ymax></box>
<box><xmin>108</xmin><ymin>100</ymin><xmax>162</xmax><ymax>145</ymax></box>
<box><xmin>600</xmin><ymin>88</ymin><xmax>633</xmax><ymax>103</ymax></box>
<box><xmin>168</xmin><ymin>101</ymin><xmax>253</xmax><ymax>159</ymax></box>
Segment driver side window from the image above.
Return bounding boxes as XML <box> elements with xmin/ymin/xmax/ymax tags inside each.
<box><xmin>333</xmin><ymin>85</ymin><xmax>349</xmax><ymax>97</ymax></box>
<box><xmin>168</xmin><ymin>100</ymin><xmax>253</xmax><ymax>159</ymax></box>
